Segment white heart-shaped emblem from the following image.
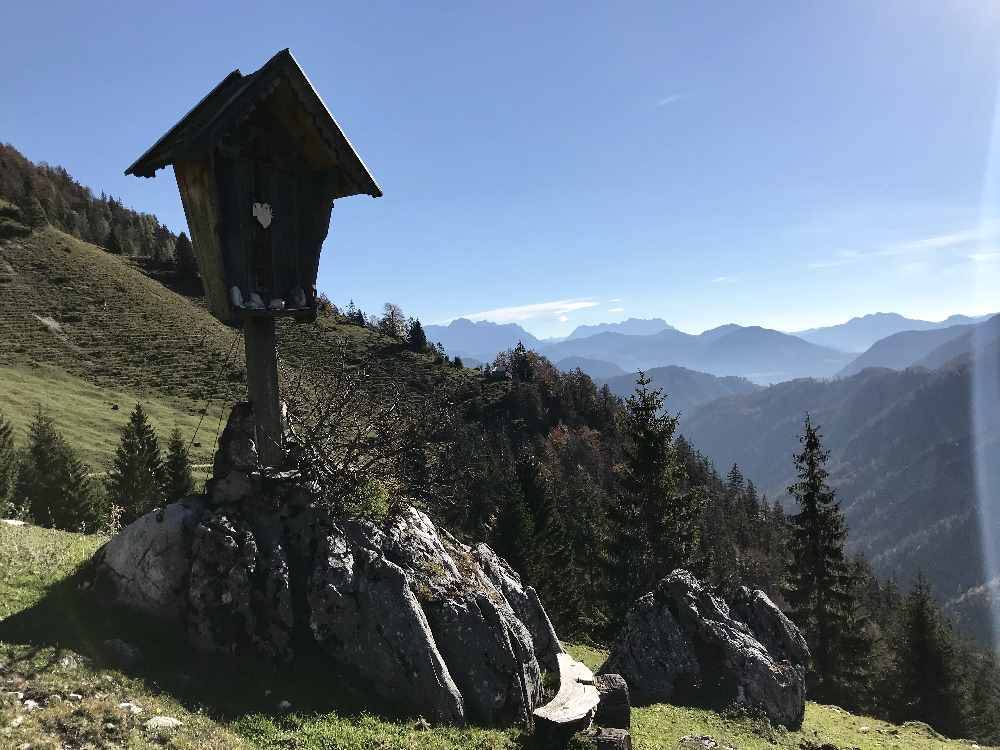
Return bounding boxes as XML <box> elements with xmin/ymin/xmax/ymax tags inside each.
<box><xmin>252</xmin><ymin>202</ymin><xmax>273</xmax><ymax>229</ymax></box>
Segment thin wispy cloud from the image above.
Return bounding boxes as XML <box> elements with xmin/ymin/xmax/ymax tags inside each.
<box><xmin>711</xmin><ymin>275</ymin><xmax>738</xmax><ymax>283</ymax></box>
<box><xmin>810</xmin><ymin>222</ymin><xmax>1000</xmax><ymax>271</ymax></box>
<box><xmin>808</xmin><ymin>250</ymin><xmax>864</xmax><ymax>270</ymax></box>
<box><xmin>885</xmin><ymin>226</ymin><xmax>993</xmax><ymax>253</ymax></box>
<box><xmin>608</xmin><ymin>306</ymin><xmax>625</xmax><ymax>313</ymax></box>
<box><xmin>454</xmin><ymin>298</ymin><xmax>600</xmax><ymax>323</ymax></box>
<box><xmin>656</xmin><ymin>94</ymin><xmax>682</xmax><ymax>107</ymax></box>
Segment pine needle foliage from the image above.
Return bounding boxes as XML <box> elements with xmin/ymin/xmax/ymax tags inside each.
<box><xmin>783</xmin><ymin>414</ymin><xmax>869</xmax><ymax>705</ymax></box>
<box><xmin>106</xmin><ymin>403</ymin><xmax>165</xmax><ymax>524</ymax></box>
<box><xmin>163</xmin><ymin>427</ymin><xmax>195</xmax><ymax>503</ymax></box>
<box><xmin>0</xmin><ymin>413</ymin><xmax>17</xmax><ymax>515</ymax></box>
<box><xmin>892</xmin><ymin>574</ymin><xmax>967</xmax><ymax>737</ymax></box>
<box><xmin>609</xmin><ymin>371</ymin><xmax>700</xmax><ymax>610</ymax></box>
<box><xmin>12</xmin><ymin>407</ymin><xmax>98</xmax><ymax>530</ymax></box>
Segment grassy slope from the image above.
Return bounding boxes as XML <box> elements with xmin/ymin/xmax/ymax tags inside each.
<box><xmin>1</xmin><ymin>524</ymin><xmax>992</xmax><ymax>750</ymax></box>
<box><xmin>0</xmin><ymin>226</ymin><xmax>481</xmax><ymax>477</ymax></box>
<box><xmin>1</xmin><ymin>364</ymin><xmax>226</xmax><ymax>471</ymax></box>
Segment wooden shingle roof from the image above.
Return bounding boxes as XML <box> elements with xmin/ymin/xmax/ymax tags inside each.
<box><xmin>125</xmin><ymin>49</ymin><xmax>381</xmax><ymax>200</ymax></box>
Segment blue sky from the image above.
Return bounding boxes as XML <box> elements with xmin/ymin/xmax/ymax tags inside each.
<box><xmin>4</xmin><ymin>1</ymin><xmax>1000</xmax><ymax>338</ymax></box>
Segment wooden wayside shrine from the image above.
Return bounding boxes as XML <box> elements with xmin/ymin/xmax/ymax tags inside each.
<box><xmin>125</xmin><ymin>49</ymin><xmax>381</xmax><ymax>465</ymax></box>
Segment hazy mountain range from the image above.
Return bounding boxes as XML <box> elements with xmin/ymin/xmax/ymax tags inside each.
<box><xmin>428</xmin><ymin>318</ymin><xmax>854</xmax><ymax>384</ymax></box>
<box><xmin>428</xmin><ymin>312</ymin><xmax>998</xmax><ymax>389</ymax></box>
<box><xmin>563</xmin><ymin>317</ymin><xmax>674</xmax><ymax>340</ymax></box>
<box><xmin>793</xmin><ymin>312</ymin><xmax>992</xmax><ymax>353</ymax></box>
<box><xmin>838</xmin><ymin>314</ymin><xmax>1000</xmax><ymax>377</ymax></box>
<box><xmin>424</xmin><ymin>319</ymin><xmax>542</xmax><ymax>361</ymax></box>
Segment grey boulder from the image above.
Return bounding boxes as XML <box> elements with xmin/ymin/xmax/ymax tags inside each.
<box><xmin>93</xmin><ymin>499</ymin><xmax>203</xmax><ymax>621</ymax></box>
<box><xmin>599</xmin><ymin>570</ymin><xmax>808</xmax><ymax>729</ymax></box>
<box><xmin>92</xmin><ymin>495</ymin><xmax>559</xmax><ymax>728</ymax></box>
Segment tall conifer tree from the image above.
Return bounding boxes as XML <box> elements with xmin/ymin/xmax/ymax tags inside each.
<box><xmin>173</xmin><ymin>232</ymin><xmax>197</xmax><ymax>278</ymax></box>
<box><xmin>783</xmin><ymin>414</ymin><xmax>863</xmax><ymax>702</ymax></box>
<box><xmin>163</xmin><ymin>427</ymin><xmax>195</xmax><ymax>503</ymax></box>
<box><xmin>893</xmin><ymin>574</ymin><xmax>966</xmax><ymax>737</ymax></box>
<box><xmin>609</xmin><ymin>372</ymin><xmax>699</xmax><ymax>611</ymax></box>
<box><xmin>13</xmin><ymin>407</ymin><xmax>97</xmax><ymax>530</ymax></box>
<box><xmin>0</xmin><ymin>413</ymin><xmax>17</xmax><ymax>515</ymax></box>
<box><xmin>107</xmin><ymin>403</ymin><xmax>165</xmax><ymax>523</ymax></box>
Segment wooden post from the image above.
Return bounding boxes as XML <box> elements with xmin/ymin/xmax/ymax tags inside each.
<box><xmin>244</xmin><ymin>317</ymin><xmax>284</xmax><ymax>467</ymax></box>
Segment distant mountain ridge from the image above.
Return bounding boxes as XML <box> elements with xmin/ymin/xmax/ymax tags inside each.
<box><xmin>794</xmin><ymin>312</ymin><xmax>993</xmax><ymax>353</ymax></box>
<box><xmin>566</xmin><ymin>317</ymin><xmax>673</xmax><ymax>340</ymax></box>
<box><xmin>427</xmin><ymin>311</ymin><xmax>993</xmax><ymax>387</ymax></box>
<box><xmin>540</xmin><ymin>325</ymin><xmax>852</xmax><ymax>384</ymax></box>
<box><xmin>424</xmin><ymin>318</ymin><xmax>541</xmax><ymax>362</ymax></box>
<box><xmin>837</xmin><ymin>314</ymin><xmax>1000</xmax><ymax>377</ymax></box>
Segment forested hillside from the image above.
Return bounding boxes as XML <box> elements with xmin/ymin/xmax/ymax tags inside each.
<box><xmin>597</xmin><ymin>365</ymin><xmax>760</xmax><ymax>415</ymax></box>
<box><xmin>682</xmin><ymin>356</ymin><xmax>1000</xmax><ymax>646</ymax></box>
<box><xmin>0</xmin><ymin>143</ymin><xmax>178</xmax><ymax>261</ymax></box>
<box><xmin>838</xmin><ymin>324</ymin><xmax>976</xmax><ymax>376</ymax></box>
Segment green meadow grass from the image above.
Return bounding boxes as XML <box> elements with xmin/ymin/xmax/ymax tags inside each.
<box><xmin>0</xmin><ymin>364</ymin><xmax>225</xmax><ymax>474</ymax></box>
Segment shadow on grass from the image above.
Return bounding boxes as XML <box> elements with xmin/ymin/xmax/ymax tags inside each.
<box><xmin>1</xmin><ymin>568</ymin><xmax>383</xmax><ymax>722</ymax></box>
<box><xmin>0</xmin><ymin>568</ymin><xmax>543</xmax><ymax>747</ymax></box>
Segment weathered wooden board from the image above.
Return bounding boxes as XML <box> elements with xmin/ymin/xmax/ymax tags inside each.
<box><xmin>534</xmin><ymin>652</ymin><xmax>600</xmax><ymax>734</ymax></box>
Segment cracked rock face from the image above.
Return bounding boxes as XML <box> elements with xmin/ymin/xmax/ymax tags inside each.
<box><xmin>599</xmin><ymin>570</ymin><xmax>808</xmax><ymax>729</ymax></box>
<box><xmin>92</xmin><ymin>486</ymin><xmax>558</xmax><ymax>727</ymax></box>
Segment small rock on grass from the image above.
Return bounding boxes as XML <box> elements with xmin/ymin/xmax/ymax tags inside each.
<box><xmin>677</xmin><ymin>737</ymin><xmax>737</xmax><ymax>750</ymax></box>
<box><xmin>119</xmin><ymin>701</ymin><xmax>143</xmax><ymax>714</ymax></box>
<box><xmin>145</xmin><ymin>716</ymin><xmax>182</xmax><ymax>731</ymax></box>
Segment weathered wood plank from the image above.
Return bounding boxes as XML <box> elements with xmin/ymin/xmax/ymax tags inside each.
<box><xmin>244</xmin><ymin>316</ymin><xmax>283</xmax><ymax>466</ymax></box>
<box><xmin>534</xmin><ymin>652</ymin><xmax>600</xmax><ymax>736</ymax></box>
<box><xmin>174</xmin><ymin>158</ymin><xmax>232</xmax><ymax>322</ymax></box>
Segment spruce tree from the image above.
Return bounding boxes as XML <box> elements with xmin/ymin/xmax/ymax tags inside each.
<box><xmin>0</xmin><ymin>413</ymin><xmax>17</xmax><ymax>516</ymax></box>
<box><xmin>163</xmin><ymin>428</ymin><xmax>195</xmax><ymax>503</ymax></box>
<box><xmin>106</xmin><ymin>403</ymin><xmax>165</xmax><ymax>523</ymax></box>
<box><xmin>13</xmin><ymin>407</ymin><xmax>97</xmax><ymax>530</ymax></box>
<box><xmin>174</xmin><ymin>232</ymin><xmax>197</xmax><ymax>278</ymax></box>
<box><xmin>493</xmin><ymin>490</ymin><xmax>535</xmax><ymax>576</ymax></box>
<box><xmin>406</xmin><ymin>318</ymin><xmax>429</xmax><ymax>352</ymax></box>
<box><xmin>966</xmin><ymin>651</ymin><xmax>1000</xmax><ymax>744</ymax></box>
<box><xmin>726</xmin><ymin>463</ymin><xmax>745</xmax><ymax>495</ymax></box>
<box><xmin>609</xmin><ymin>372</ymin><xmax>698</xmax><ymax>611</ymax></box>
<box><xmin>533</xmin><ymin>426</ymin><xmax>610</xmax><ymax>638</ymax></box>
<box><xmin>893</xmin><ymin>574</ymin><xmax>966</xmax><ymax>737</ymax></box>
<box><xmin>104</xmin><ymin>227</ymin><xmax>122</xmax><ymax>254</ymax></box>
<box><xmin>783</xmin><ymin>414</ymin><xmax>864</xmax><ymax>702</ymax></box>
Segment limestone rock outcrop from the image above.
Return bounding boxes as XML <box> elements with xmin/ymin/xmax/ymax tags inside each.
<box><xmin>91</xmin><ymin>414</ymin><xmax>560</xmax><ymax>728</ymax></box>
<box><xmin>598</xmin><ymin>570</ymin><xmax>809</xmax><ymax>728</ymax></box>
